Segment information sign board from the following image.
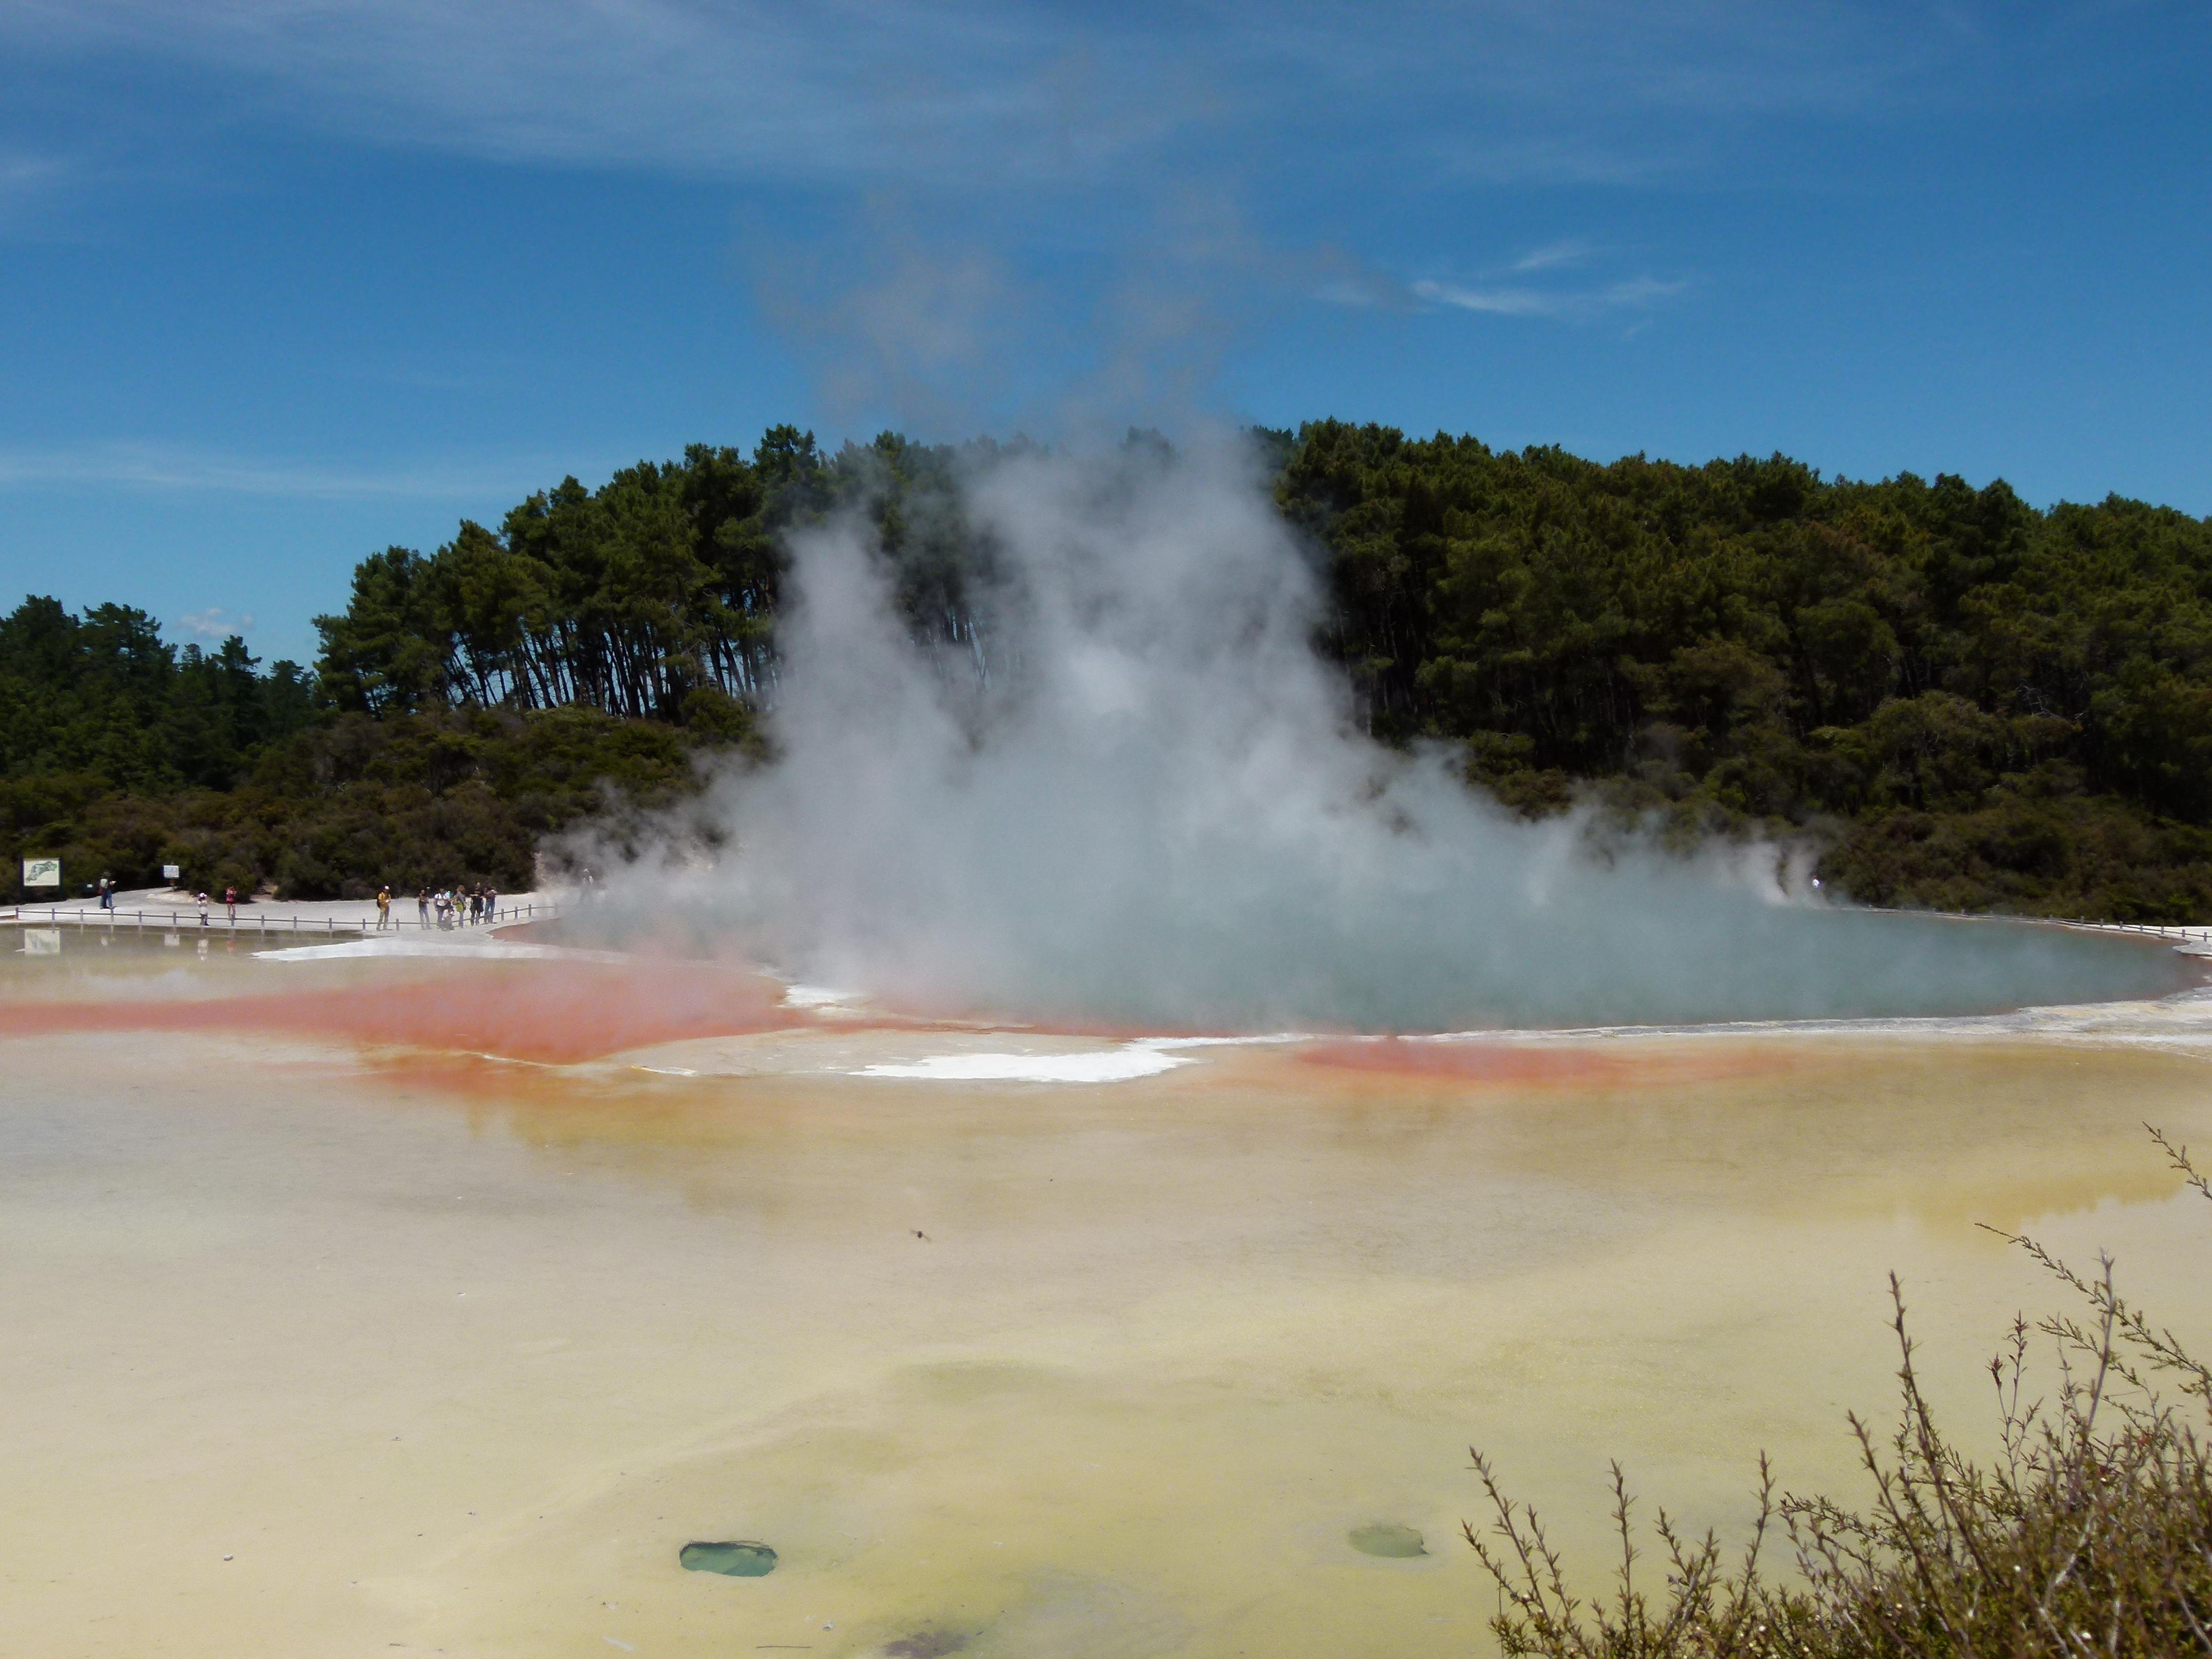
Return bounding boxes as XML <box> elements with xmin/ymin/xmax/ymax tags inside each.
<box><xmin>22</xmin><ymin>857</ymin><xmax>59</xmax><ymax>888</ymax></box>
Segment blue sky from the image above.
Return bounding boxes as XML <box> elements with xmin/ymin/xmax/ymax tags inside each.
<box><xmin>1</xmin><ymin>1</ymin><xmax>2207</xmax><ymax>664</ymax></box>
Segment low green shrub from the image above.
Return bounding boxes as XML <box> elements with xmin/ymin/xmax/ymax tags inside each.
<box><xmin>1466</xmin><ymin>1128</ymin><xmax>2212</xmax><ymax>1658</ymax></box>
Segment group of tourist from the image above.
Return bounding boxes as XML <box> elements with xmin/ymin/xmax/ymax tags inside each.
<box><xmin>382</xmin><ymin>883</ymin><xmax>500</xmax><ymax>930</ymax></box>
<box><xmin>183</xmin><ymin>885</ymin><xmax>241</xmax><ymax>927</ymax></box>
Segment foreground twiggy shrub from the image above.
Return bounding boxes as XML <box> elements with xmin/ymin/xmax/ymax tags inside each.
<box><xmin>1465</xmin><ymin>1126</ymin><xmax>2212</xmax><ymax>1658</ymax></box>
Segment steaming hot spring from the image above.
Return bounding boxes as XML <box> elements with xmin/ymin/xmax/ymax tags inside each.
<box><xmin>9</xmin><ymin>445</ymin><xmax>2212</xmax><ymax>1658</ymax></box>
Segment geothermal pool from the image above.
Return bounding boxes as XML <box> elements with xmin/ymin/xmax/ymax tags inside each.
<box><xmin>7</xmin><ymin>930</ymin><xmax>2212</xmax><ymax>1658</ymax></box>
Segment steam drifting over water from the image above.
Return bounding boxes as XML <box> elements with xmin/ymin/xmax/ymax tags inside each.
<box><xmin>599</xmin><ymin>438</ymin><xmax>2187</xmax><ymax>1030</ymax></box>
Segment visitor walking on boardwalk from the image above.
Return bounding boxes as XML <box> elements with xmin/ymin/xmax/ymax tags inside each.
<box><xmin>196</xmin><ymin>891</ymin><xmax>210</xmax><ymax>928</ymax></box>
<box><xmin>224</xmin><ymin>886</ymin><xmax>237</xmax><ymax>923</ymax></box>
<box><xmin>417</xmin><ymin>888</ymin><xmax>429</xmax><ymax>927</ymax></box>
<box><xmin>376</xmin><ymin>886</ymin><xmax>392</xmax><ymax>930</ymax></box>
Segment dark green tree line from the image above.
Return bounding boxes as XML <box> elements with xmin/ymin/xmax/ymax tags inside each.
<box><xmin>311</xmin><ymin>428</ymin><xmax>1031</xmax><ymax>726</ymax></box>
<box><xmin>0</xmin><ymin>592</ymin><xmax>726</xmax><ymax>900</ymax></box>
<box><xmin>0</xmin><ymin>595</ymin><xmax>317</xmax><ymax>790</ymax></box>
<box><xmin>1280</xmin><ymin>424</ymin><xmax>2212</xmax><ymax>811</ymax></box>
<box><xmin>1277</xmin><ymin>423</ymin><xmax>2212</xmax><ymax>916</ymax></box>
<box><xmin>9</xmin><ymin>421</ymin><xmax>2212</xmax><ymax>913</ymax></box>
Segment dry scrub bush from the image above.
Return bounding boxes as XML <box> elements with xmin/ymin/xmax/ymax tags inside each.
<box><xmin>1465</xmin><ymin>1126</ymin><xmax>2212</xmax><ymax>1658</ymax></box>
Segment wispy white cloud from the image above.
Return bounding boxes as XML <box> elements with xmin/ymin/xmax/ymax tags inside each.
<box><xmin>0</xmin><ymin>147</ymin><xmax>76</xmax><ymax>230</ymax></box>
<box><xmin>0</xmin><ymin>441</ymin><xmax>529</xmax><ymax>499</ymax></box>
<box><xmin>1370</xmin><ymin>268</ymin><xmax>1686</xmax><ymax>324</ymax></box>
<box><xmin>1592</xmin><ymin>275</ymin><xmax>1689</xmax><ymax>310</ymax></box>
<box><xmin>1409</xmin><ymin>279</ymin><xmax>1567</xmax><ymax>319</ymax></box>
<box><xmin>0</xmin><ymin>1</ymin><xmax>2076</xmax><ymax>193</ymax></box>
<box><xmin>177</xmin><ymin>605</ymin><xmax>252</xmax><ymax>638</ymax></box>
<box><xmin>3</xmin><ymin>1</ymin><xmax>1205</xmax><ymax>190</ymax></box>
<box><xmin>0</xmin><ymin>150</ymin><xmax>68</xmax><ymax>192</ymax></box>
<box><xmin>1253</xmin><ymin>0</ymin><xmax>1970</xmax><ymax>122</ymax></box>
<box><xmin>1511</xmin><ymin>239</ymin><xmax>1596</xmax><ymax>273</ymax></box>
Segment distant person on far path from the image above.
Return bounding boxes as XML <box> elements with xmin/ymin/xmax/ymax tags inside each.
<box><xmin>98</xmin><ymin>875</ymin><xmax>113</xmax><ymax>911</ymax></box>
<box><xmin>484</xmin><ymin>885</ymin><xmax>498</xmax><ymax>925</ymax></box>
<box><xmin>376</xmin><ymin>886</ymin><xmax>392</xmax><ymax>930</ymax></box>
<box><xmin>417</xmin><ymin>888</ymin><xmax>429</xmax><ymax>927</ymax></box>
<box><xmin>196</xmin><ymin>891</ymin><xmax>210</xmax><ymax>928</ymax></box>
<box><xmin>224</xmin><ymin>886</ymin><xmax>237</xmax><ymax>923</ymax></box>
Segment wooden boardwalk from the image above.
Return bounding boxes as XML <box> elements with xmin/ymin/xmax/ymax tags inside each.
<box><xmin>2</xmin><ymin>901</ymin><xmax>560</xmax><ymax>940</ymax></box>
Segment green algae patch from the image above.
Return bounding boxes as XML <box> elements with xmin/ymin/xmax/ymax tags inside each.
<box><xmin>884</xmin><ymin>1633</ymin><xmax>968</xmax><ymax>1658</ymax></box>
<box><xmin>679</xmin><ymin>1540</ymin><xmax>777</xmax><ymax>1577</ymax></box>
<box><xmin>1348</xmin><ymin>1523</ymin><xmax>1426</xmax><ymax>1559</ymax></box>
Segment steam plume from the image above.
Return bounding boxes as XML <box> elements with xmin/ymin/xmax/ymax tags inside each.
<box><xmin>598</xmin><ymin>437</ymin><xmax>2182</xmax><ymax>1031</ymax></box>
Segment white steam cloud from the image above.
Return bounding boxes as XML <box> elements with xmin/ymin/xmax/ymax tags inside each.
<box><xmin>596</xmin><ymin>438</ymin><xmax>2184</xmax><ymax>1032</ymax></box>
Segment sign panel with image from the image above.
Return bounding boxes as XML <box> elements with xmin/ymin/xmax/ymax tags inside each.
<box><xmin>22</xmin><ymin>857</ymin><xmax>60</xmax><ymax>888</ymax></box>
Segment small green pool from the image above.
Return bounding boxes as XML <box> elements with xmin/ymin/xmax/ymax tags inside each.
<box><xmin>679</xmin><ymin>1540</ymin><xmax>777</xmax><ymax>1577</ymax></box>
<box><xmin>1348</xmin><ymin>1523</ymin><xmax>1427</xmax><ymax>1559</ymax></box>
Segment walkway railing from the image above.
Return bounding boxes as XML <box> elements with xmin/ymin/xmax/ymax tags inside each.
<box><xmin>2045</xmin><ymin>919</ymin><xmax>2212</xmax><ymax>945</ymax></box>
<box><xmin>1836</xmin><ymin>903</ymin><xmax>2211</xmax><ymax>946</ymax></box>
<box><xmin>0</xmin><ymin>900</ymin><xmax>563</xmax><ymax>938</ymax></box>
